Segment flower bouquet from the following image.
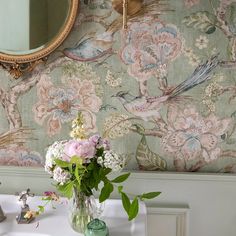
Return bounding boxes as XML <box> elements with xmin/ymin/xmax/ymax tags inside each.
<box><xmin>45</xmin><ymin>113</ymin><xmax>160</xmax><ymax>233</ymax></box>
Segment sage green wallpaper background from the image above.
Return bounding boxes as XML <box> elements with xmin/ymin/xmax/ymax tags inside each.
<box><xmin>1</xmin><ymin>0</ymin><xmax>236</xmax><ymax>173</ymax></box>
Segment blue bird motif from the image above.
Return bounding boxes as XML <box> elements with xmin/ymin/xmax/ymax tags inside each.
<box><xmin>64</xmin><ymin>31</ymin><xmax>114</xmax><ymax>62</ymax></box>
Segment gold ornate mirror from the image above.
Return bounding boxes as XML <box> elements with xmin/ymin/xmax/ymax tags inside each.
<box><xmin>0</xmin><ymin>0</ymin><xmax>79</xmax><ymax>78</ymax></box>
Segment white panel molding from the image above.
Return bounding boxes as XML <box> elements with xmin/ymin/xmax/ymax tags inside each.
<box><xmin>1</xmin><ymin>166</ymin><xmax>236</xmax><ymax>195</ymax></box>
<box><xmin>147</xmin><ymin>207</ymin><xmax>189</xmax><ymax>236</ymax></box>
<box><xmin>1</xmin><ymin>166</ymin><xmax>236</xmax><ymax>182</ymax></box>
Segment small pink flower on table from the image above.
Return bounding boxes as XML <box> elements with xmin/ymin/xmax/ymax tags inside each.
<box><xmin>44</xmin><ymin>191</ymin><xmax>60</xmax><ymax>201</ymax></box>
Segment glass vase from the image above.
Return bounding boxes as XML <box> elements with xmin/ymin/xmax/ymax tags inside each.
<box><xmin>68</xmin><ymin>188</ymin><xmax>96</xmax><ymax>233</ymax></box>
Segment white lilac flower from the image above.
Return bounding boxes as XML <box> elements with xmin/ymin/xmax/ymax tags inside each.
<box><xmin>195</xmin><ymin>35</ymin><xmax>209</xmax><ymax>50</ymax></box>
<box><xmin>103</xmin><ymin>150</ymin><xmax>124</xmax><ymax>172</ymax></box>
<box><xmin>45</xmin><ymin>141</ymin><xmax>66</xmax><ymax>173</ymax></box>
<box><xmin>53</xmin><ymin>167</ymin><xmax>71</xmax><ymax>185</ymax></box>
<box><xmin>97</xmin><ymin>156</ymin><xmax>104</xmax><ymax>166</ymax></box>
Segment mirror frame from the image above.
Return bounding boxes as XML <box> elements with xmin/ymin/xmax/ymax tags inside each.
<box><xmin>0</xmin><ymin>0</ymin><xmax>79</xmax><ymax>78</ymax></box>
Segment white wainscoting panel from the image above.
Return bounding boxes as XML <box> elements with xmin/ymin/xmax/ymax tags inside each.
<box><xmin>147</xmin><ymin>207</ymin><xmax>189</xmax><ymax>236</ymax></box>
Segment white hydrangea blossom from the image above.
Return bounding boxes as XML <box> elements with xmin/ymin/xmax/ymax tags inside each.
<box><xmin>97</xmin><ymin>156</ymin><xmax>104</xmax><ymax>166</ymax></box>
<box><xmin>103</xmin><ymin>150</ymin><xmax>124</xmax><ymax>172</ymax></box>
<box><xmin>53</xmin><ymin>167</ymin><xmax>71</xmax><ymax>185</ymax></box>
<box><xmin>45</xmin><ymin>141</ymin><xmax>66</xmax><ymax>173</ymax></box>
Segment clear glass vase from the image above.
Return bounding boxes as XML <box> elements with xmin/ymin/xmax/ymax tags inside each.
<box><xmin>68</xmin><ymin>188</ymin><xmax>97</xmax><ymax>233</ymax></box>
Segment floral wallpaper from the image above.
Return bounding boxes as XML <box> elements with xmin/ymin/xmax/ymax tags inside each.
<box><xmin>1</xmin><ymin>0</ymin><xmax>236</xmax><ymax>173</ymax></box>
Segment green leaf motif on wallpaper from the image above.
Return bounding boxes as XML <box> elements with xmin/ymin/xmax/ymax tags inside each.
<box><xmin>183</xmin><ymin>11</ymin><xmax>217</xmax><ymax>34</ymax></box>
<box><xmin>136</xmin><ymin>136</ymin><xmax>167</xmax><ymax>171</ymax></box>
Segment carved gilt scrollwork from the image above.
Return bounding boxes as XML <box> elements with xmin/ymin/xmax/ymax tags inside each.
<box><xmin>0</xmin><ymin>59</ymin><xmax>46</xmax><ymax>79</ymax></box>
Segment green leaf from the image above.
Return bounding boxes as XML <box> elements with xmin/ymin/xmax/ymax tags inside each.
<box><xmin>111</xmin><ymin>173</ymin><xmax>130</xmax><ymax>183</ymax></box>
<box><xmin>70</xmin><ymin>156</ymin><xmax>83</xmax><ymax>166</ymax></box>
<box><xmin>54</xmin><ymin>159</ymin><xmax>70</xmax><ymax>168</ymax></box>
<box><xmin>118</xmin><ymin>186</ymin><xmax>123</xmax><ymax>193</ymax></box>
<box><xmin>99</xmin><ymin>182</ymin><xmax>114</xmax><ymax>203</ymax></box>
<box><xmin>99</xmin><ymin>168</ymin><xmax>112</xmax><ymax>182</ymax></box>
<box><xmin>121</xmin><ymin>192</ymin><xmax>130</xmax><ymax>215</ymax></box>
<box><xmin>87</xmin><ymin>162</ymin><xmax>95</xmax><ymax>171</ymax></box>
<box><xmin>136</xmin><ymin>136</ymin><xmax>167</xmax><ymax>171</ymax></box>
<box><xmin>140</xmin><ymin>192</ymin><xmax>161</xmax><ymax>200</ymax></box>
<box><xmin>103</xmin><ymin>168</ymin><xmax>112</xmax><ymax>176</ymax></box>
<box><xmin>57</xmin><ymin>181</ymin><xmax>74</xmax><ymax>198</ymax></box>
<box><xmin>38</xmin><ymin>205</ymin><xmax>45</xmax><ymax>213</ymax></box>
<box><xmin>182</xmin><ymin>11</ymin><xmax>217</xmax><ymax>34</ymax></box>
<box><xmin>96</xmin><ymin>147</ymin><xmax>104</xmax><ymax>157</ymax></box>
<box><xmin>42</xmin><ymin>196</ymin><xmax>51</xmax><ymax>201</ymax></box>
<box><xmin>92</xmin><ymin>164</ymin><xmax>100</xmax><ymax>189</ymax></box>
<box><xmin>74</xmin><ymin>164</ymin><xmax>82</xmax><ymax>183</ymax></box>
<box><xmin>80</xmin><ymin>181</ymin><xmax>92</xmax><ymax>196</ymax></box>
<box><xmin>128</xmin><ymin>197</ymin><xmax>139</xmax><ymax>221</ymax></box>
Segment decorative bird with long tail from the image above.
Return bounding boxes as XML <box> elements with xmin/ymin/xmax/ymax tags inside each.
<box><xmin>112</xmin><ymin>55</ymin><xmax>219</xmax><ymax>121</ymax></box>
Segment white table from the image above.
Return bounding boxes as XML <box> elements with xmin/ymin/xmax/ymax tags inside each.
<box><xmin>0</xmin><ymin>194</ymin><xmax>147</xmax><ymax>236</ymax></box>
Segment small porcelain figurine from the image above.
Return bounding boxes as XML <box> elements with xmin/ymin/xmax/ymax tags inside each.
<box><xmin>16</xmin><ymin>189</ymin><xmax>35</xmax><ymax>224</ymax></box>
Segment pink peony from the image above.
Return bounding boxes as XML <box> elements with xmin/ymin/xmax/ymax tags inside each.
<box><xmin>89</xmin><ymin>134</ymin><xmax>111</xmax><ymax>150</ymax></box>
<box><xmin>89</xmin><ymin>134</ymin><xmax>101</xmax><ymax>145</ymax></box>
<box><xmin>63</xmin><ymin>140</ymin><xmax>96</xmax><ymax>161</ymax></box>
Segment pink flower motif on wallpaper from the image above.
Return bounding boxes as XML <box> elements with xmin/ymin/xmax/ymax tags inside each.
<box><xmin>120</xmin><ymin>19</ymin><xmax>182</xmax><ymax>82</ymax></box>
<box><xmin>184</xmin><ymin>0</ymin><xmax>200</xmax><ymax>8</ymax></box>
<box><xmin>33</xmin><ymin>76</ymin><xmax>102</xmax><ymax>137</ymax></box>
<box><xmin>162</xmin><ymin>106</ymin><xmax>231</xmax><ymax>163</ymax></box>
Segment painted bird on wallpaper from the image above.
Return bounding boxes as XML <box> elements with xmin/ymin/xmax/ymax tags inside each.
<box><xmin>63</xmin><ymin>31</ymin><xmax>114</xmax><ymax>62</ymax></box>
<box><xmin>112</xmin><ymin>55</ymin><xmax>219</xmax><ymax>121</ymax></box>
<box><xmin>63</xmin><ymin>0</ymin><xmax>169</xmax><ymax>62</ymax></box>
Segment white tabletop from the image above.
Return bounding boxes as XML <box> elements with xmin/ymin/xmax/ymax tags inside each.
<box><xmin>0</xmin><ymin>194</ymin><xmax>147</xmax><ymax>236</ymax></box>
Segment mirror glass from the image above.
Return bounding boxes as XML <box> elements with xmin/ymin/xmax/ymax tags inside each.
<box><xmin>0</xmin><ymin>0</ymin><xmax>70</xmax><ymax>55</ymax></box>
